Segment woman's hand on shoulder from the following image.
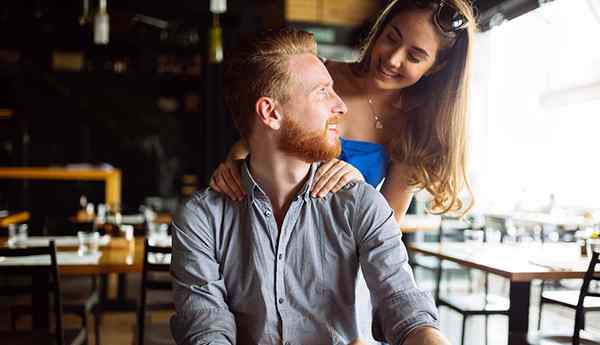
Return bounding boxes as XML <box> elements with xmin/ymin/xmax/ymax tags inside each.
<box><xmin>311</xmin><ymin>159</ymin><xmax>364</xmax><ymax>198</ymax></box>
<box><xmin>209</xmin><ymin>159</ymin><xmax>246</xmax><ymax>201</ymax></box>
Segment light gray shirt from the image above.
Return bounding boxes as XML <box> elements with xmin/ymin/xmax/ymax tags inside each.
<box><xmin>170</xmin><ymin>161</ymin><xmax>439</xmax><ymax>345</ymax></box>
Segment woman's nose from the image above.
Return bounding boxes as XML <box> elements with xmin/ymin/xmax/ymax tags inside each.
<box><xmin>386</xmin><ymin>48</ymin><xmax>405</xmax><ymax>70</ymax></box>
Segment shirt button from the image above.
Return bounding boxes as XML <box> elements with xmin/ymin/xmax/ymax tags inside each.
<box><xmin>264</xmin><ymin>210</ymin><xmax>271</xmax><ymax>217</ymax></box>
<box><xmin>278</xmin><ymin>253</ymin><xmax>283</xmax><ymax>260</ymax></box>
<box><xmin>285</xmin><ymin>342</ymin><xmax>291</xmax><ymax>345</ymax></box>
<box><xmin>278</xmin><ymin>298</ymin><xmax>284</xmax><ymax>304</ymax></box>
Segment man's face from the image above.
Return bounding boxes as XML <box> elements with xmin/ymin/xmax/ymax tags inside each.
<box><xmin>277</xmin><ymin>53</ymin><xmax>347</xmax><ymax>163</ymax></box>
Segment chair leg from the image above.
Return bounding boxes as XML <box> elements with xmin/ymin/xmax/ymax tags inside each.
<box><xmin>461</xmin><ymin>315</ymin><xmax>467</xmax><ymax>345</ymax></box>
<box><xmin>95</xmin><ymin>307</ymin><xmax>102</xmax><ymax>345</ymax></box>
<box><xmin>468</xmin><ymin>269</ymin><xmax>473</xmax><ymax>293</ymax></box>
<box><xmin>485</xmin><ymin>315</ymin><xmax>489</xmax><ymax>345</ymax></box>
<box><xmin>10</xmin><ymin>311</ymin><xmax>17</xmax><ymax>331</ymax></box>
<box><xmin>537</xmin><ymin>303</ymin><xmax>543</xmax><ymax>330</ymax></box>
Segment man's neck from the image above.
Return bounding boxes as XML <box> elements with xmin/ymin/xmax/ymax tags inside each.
<box><xmin>248</xmin><ymin>147</ymin><xmax>312</xmax><ymax>228</ymax></box>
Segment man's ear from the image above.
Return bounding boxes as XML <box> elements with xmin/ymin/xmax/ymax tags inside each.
<box><xmin>256</xmin><ymin>97</ymin><xmax>283</xmax><ymax>130</ymax></box>
<box><xmin>425</xmin><ymin>60</ymin><xmax>447</xmax><ymax>76</ymax></box>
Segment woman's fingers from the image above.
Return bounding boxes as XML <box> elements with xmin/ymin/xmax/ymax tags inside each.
<box><xmin>209</xmin><ymin>160</ymin><xmax>247</xmax><ymax>201</ymax></box>
<box><xmin>311</xmin><ymin>159</ymin><xmax>342</xmax><ymax>196</ymax></box>
<box><xmin>313</xmin><ymin>159</ymin><xmax>338</xmax><ymax>186</ymax></box>
<box><xmin>223</xmin><ymin>163</ymin><xmax>245</xmax><ymax>200</ymax></box>
<box><xmin>312</xmin><ymin>160</ymin><xmax>357</xmax><ymax>197</ymax></box>
<box><xmin>213</xmin><ymin>167</ymin><xmax>238</xmax><ymax>200</ymax></box>
<box><xmin>312</xmin><ymin>160</ymin><xmax>365</xmax><ymax>197</ymax></box>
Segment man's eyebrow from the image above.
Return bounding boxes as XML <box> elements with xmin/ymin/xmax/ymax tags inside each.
<box><xmin>390</xmin><ymin>25</ymin><xmax>430</xmax><ymax>58</ymax></box>
<box><xmin>309</xmin><ymin>80</ymin><xmax>333</xmax><ymax>93</ymax></box>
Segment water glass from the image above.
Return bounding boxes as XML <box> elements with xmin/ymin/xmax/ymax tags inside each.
<box><xmin>8</xmin><ymin>224</ymin><xmax>28</xmax><ymax>247</ymax></box>
<box><xmin>148</xmin><ymin>223</ymin><xmax>169</xmax><ymax>246</ymax></box>
<box><xmin>78</xmin><ymin>231</ymin><xmax>100</xmax><ymax>256</ymax></box>
<box><xmin>120</xmin><ymin>224</ymin><xmax>134</xmax><ymax>242</ymax></box>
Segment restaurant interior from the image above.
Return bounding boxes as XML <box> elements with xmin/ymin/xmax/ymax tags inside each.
<box><xmin>0</xmin><ymin>0</ymin><xmax>599</xmax><ymax>344</ymax></box>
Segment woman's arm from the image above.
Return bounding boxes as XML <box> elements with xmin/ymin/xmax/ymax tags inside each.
<box><xmin>226</xmin><ymin>139</ymin><xmax>250</xmax><ymax>161</ymax></box>
<box><xmin>380</xmin><ymin>162</ymin><xmax>416</xmax><ymax>224</ymax></box>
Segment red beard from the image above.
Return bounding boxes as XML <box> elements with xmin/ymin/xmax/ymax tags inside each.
<box><xmin>278</xmin><ymin>115</ymin><xmax>341</xmax><ymax>163</ymax></box>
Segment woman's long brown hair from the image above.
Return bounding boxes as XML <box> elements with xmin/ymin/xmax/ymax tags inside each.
<box><xmin>354</xmin><ymin>0</ymin><xmax>477</xmax><ymax>215</ymax></box>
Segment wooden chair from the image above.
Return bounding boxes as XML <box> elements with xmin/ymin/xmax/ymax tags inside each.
<box><xmin>528</xmin><ymin>251</ymin><xmax>600</xmax><ymax>345</ymax></box>
<box><xmin>0</xmin><ymin>241</ymin><xmax>86</xmax><ymax>345</ymax></box>
<box><xmin>136</xmin><ymin>238</ymin><xmax>175</xmax><ymax>345</ymax></box>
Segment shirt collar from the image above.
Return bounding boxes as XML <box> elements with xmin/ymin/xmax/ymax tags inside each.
<box><xmin>241</xmin><ymin>158</ymin><xmax>319</xmax><ymax>202</ymax></box>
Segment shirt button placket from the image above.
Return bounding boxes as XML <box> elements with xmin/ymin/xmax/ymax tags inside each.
<box><xmin>274</xmin><ymin>216</ymin><xmax>287</xmax><ymax>340</ymax></box>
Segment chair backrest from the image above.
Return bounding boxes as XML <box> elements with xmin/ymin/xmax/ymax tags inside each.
<box><xmin>574</xmin><ymin>251</ymin><xmax>600</xmax><ymax>345</ymax></box>
<box><xmin>484</xmin><ymin>215</ymin><xmax>515</xmax><ymax>243</ymax></box>
<box><xmin>0</xmin><ymin>241</ymin><xmax>64</xmax><ymax>345</ymax></box>
<box><xmin>137</xmin><ymin>238</ymin><xmax>173</xmax><ymax>345</ymax></box>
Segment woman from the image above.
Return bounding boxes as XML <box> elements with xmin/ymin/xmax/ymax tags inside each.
<box><xmin>212</xmin><ymin>0</ymin><xmax>476</xmax><ymax>221</ymax></box>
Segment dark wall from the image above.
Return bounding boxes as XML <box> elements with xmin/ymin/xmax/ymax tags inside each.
<box><xmin>0</xmin><ymin>0</ymin><xmax>266</xmax><ymax>220</ymax></box>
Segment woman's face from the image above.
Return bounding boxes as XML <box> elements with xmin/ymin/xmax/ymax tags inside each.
<box><xmin>369</xmin><ymin>8</ymin><xmax>442</xmax><ymax>91</ymax></box>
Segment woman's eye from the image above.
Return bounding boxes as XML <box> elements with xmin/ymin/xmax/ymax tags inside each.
<box><xmin>387</xmin><ymin>33</ymin><xmax>399</xmax><ymax>43</ymax></box>
<box><xmin>408</xmin><ymin>54</ymin><xmax>421</xmax><ymax>63</ymax></box>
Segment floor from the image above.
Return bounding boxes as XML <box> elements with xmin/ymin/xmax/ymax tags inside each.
<box><xmin>1</xmin><ymin>270</ymin><xmax>599</xmax><ymax>345</ymax></box>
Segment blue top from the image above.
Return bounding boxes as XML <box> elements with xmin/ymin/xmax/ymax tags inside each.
<box><xmin>339</xmin><ymin>137</ymin><xmax>389</xmax><ymax>188</ymax></box>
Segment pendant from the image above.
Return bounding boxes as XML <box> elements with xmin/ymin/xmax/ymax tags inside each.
<box><xmin>375</xmin><ymin>116</ymin><xmax>384</xmax><ymax>129</ymax></box>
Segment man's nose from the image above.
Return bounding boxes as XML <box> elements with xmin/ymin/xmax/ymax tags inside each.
<box><xmin>332</xmin><ymin>91</ymin><xmax>348</xmax><ymax>116</ymax></box>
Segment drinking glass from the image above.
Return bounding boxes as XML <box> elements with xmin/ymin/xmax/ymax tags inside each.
<box><xmin>78</xmin><ymin>231</ymin><xmax>100</xmax><ymax>256</ymax></box>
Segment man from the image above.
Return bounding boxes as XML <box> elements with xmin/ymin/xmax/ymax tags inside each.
<box><xmin>170</xmin><ymin>28</ymin><xmax>450</xmax><ymax>345</ymax></box>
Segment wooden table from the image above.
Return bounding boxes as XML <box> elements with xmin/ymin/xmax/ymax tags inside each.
<box><xmin>0</xmin><ymin>211</ymin><xmax>30</xmax><ymax>227</ymax></box>
<box><xmin>0</xmin><ymin>167</ymin><xmax>122</xmax><ymax>206</ymax></box>
<box><xmin>409</xmin><ymin>242</ymin><xmax>597</xmax><ymax>345</ymax></box>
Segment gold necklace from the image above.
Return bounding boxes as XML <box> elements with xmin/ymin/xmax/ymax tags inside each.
<box><xmin>366</xmin><ymin>97</ymin><xmax>385</xmax><ymax>130</ymax></box>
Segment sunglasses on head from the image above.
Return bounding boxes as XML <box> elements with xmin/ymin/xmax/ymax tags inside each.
<box><xmin>414</xmin><ymin>0</ymin><xmax>470</xmax><ymax>36</ymax></box>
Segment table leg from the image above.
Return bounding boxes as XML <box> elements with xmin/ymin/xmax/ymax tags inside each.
<box><xmin>32</xmin><ymin>272</ymin><xmax>49</xmax><ymax>329</ymax></box>
<box><xmin>508</xmin><ymin>281</ymin><xmax>531</xmax><ymax>345</ymax></box>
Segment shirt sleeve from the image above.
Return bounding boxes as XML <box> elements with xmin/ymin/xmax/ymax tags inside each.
<box><xmin>170</xmin><ymin>192</ymin><xmax>237</xmax><ymax>345</ymax></box>
<box><xmin>352</xmin><ymin>183</ymin><xmax>439</xmax><ymax>345</ymax></box>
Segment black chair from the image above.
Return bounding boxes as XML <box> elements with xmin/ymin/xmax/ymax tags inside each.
<box><xmin>136</xmin><ymin>238</ymin><xmax>175</xmax><ymax>345</ymax></box>
<box><xmin>537</xmin><ymin>279</ymin><xmax>600</xmax><ymax>332</ymax></box>
<box><xmin>0</xmin><ymin>241</ymin><xmax>86</xmax><ymax>345</ymax></box>
<box><xmin>10</xmin><ymin>253</ymin><xmax>102</xmax><ymax>344</ymax></box>
<box><xmin>435</xmin><ymin>267</ymin><xmax>510</xmax><ymax>345</ymax></box>
<box><xmin>528</xmin><ymin>251</ymin><xmax>600</xmax><ymax>345</ymax></box>
<box><xmin>435</xmin><ymin>217</ymin><xmax>511</xmax><ymax>345</ymax></box>
<box><xmin>411</xmin><ymin>217</ymin><xmax>474</xmax><ymax>293</ymax></box>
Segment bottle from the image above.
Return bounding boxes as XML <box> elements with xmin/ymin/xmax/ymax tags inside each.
<box><xmin>208</xmin><ymin>0</ymin><xmax>226</xmax><ymax>63</ymax></box>
<box><xmin>94</xmin><ymin>0</ymin><xmax>109</xmax><ymax>45</ymax></box>
<box><xmin>104</xmin><ymin>203</ymin><xmax>122</xmax><ymax>236</ymax></box>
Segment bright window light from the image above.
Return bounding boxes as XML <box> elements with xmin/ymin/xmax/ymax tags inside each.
<box><xmin>469</xmin><ymin>0</ymin><xmax>600</xmax><ymax>212</ymax></box>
